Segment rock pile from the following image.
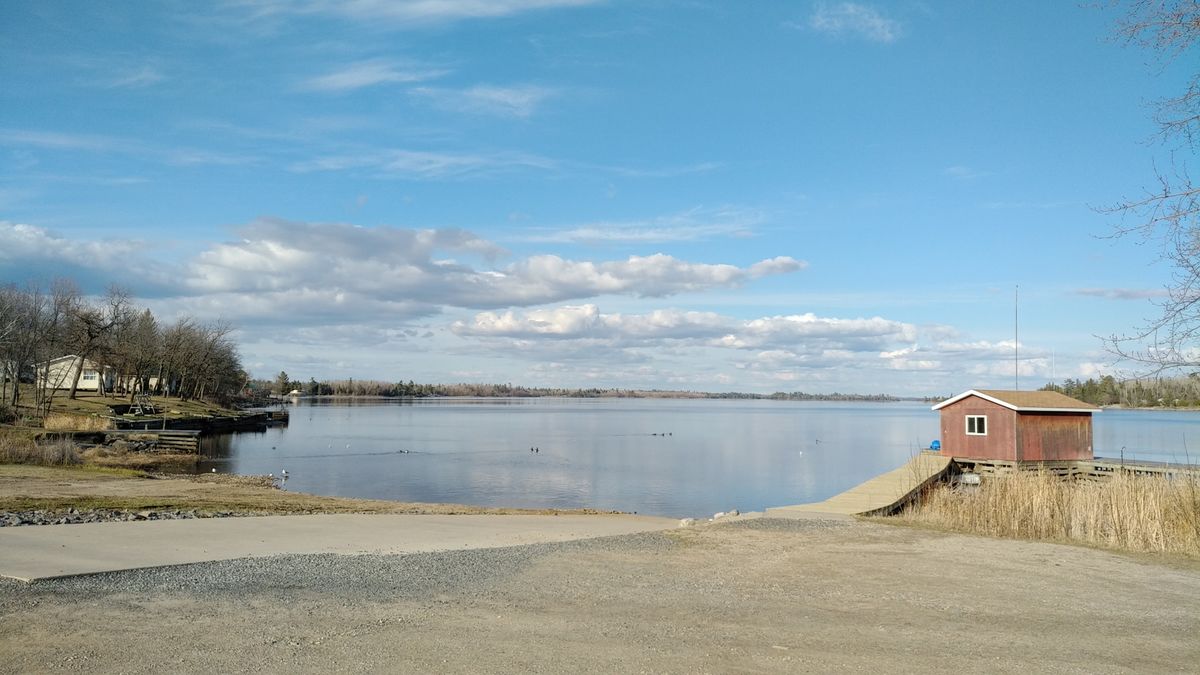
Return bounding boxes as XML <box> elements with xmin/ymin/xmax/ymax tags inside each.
<box><xmin>0</xmin><ymin>508</ymin><xmax>250</xmax><ymax>527</ymax></box>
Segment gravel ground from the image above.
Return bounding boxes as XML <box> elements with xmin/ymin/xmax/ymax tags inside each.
<box><xmin>1</xmin><ymin>518</ymin><xmax>1197</xmax><ymax>674</ymax></box>
<box><xmin>0</xmin><ymin>530</ymin><xmax>676</xmax><ymax>601</ymax></box>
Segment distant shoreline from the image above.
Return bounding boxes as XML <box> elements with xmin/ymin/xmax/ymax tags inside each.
<box><xmin>282</xmin><ymin>392</ymin><xmax>922</xmax><ymax>403</ymax></box>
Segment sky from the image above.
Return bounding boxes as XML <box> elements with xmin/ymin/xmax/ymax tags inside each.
<box><xmin>0</xmin><ymin>1</ymin><xmax>1192</xmax><ymax>396</ymax></box>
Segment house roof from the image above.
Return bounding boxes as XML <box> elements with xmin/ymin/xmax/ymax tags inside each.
<box><xmin>931</xmin><ymin>389</ymin><xmax>1100</xmax><ymax>413</ymax></box>
<box><xmin>36</xmin><ymin>354</ymin><xmax>82</xmax><ymax>366</ymax></box>
<box><xmin>35</xmin><ymin>355</ymin><xmax>109</xmax><ymax>370</ymax></box>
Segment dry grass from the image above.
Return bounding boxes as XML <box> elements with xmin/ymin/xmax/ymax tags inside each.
<box><xmin>42</xmin><ymin>412</ymin><xmax>113</xmax><ymax>431</ymax></box>
<box><xmin>898</xmin><ymin>470</ymin><xmax>1200</xmax><ymax>558</ymax></box>
<box><xmin>79</xmin><ymin>445</ymin><xmax>198</xmax><ymax>472</ymax></box>
<box><xmin>0</xmin><ymin>434</ymin><xmax>81</xmax><ymax>466</ymax></box>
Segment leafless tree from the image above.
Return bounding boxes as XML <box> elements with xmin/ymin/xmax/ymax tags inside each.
<box><xmin>1103</xmin><ymin>1</ymin><xmax>1200</xmax><ymax>373</ymax></box>
<box><xmin>62</xmin><ymin>286</ymin><xmax>133</xmax><ymax>400</ymax></box>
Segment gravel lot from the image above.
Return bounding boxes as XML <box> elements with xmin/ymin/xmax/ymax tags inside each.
<box><xmin>2</xmin><ymin>518</ymin><xmax>1198</xmax><ymax>673</ymax></box>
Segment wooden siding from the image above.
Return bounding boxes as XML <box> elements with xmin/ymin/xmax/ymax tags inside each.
<box><xmin>939</xmin><ymin>396</ymin><xmax>1018</xmax><ymax>460</ymax></box>
<box><xmin>1015</xmin><ymin>412</ymin><xmax>1092</xmax><ymax>461</ymax></box>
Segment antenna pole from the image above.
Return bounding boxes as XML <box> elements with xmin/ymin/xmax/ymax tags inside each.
<box><xmin>1014</xmin><ymin>284</ymin><xmax>1019</xmax><ymax>391</ymax></box>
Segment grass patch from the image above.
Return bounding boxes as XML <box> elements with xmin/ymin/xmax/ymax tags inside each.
<box><xmin>79</xmin><ymin>445</ymin><xmax>198</xmax><ymax>472</ymax></box>
<box><xmin>9</xmin><ymin>384</ymin><xmax>242</xmax><ymax>421</ymax></box>
<box><xmin>0</xmin><ymin>434</ymin><xmax>81</xmax><ymax>466</ymax></box>
<box><xmin>896</xmin><ymin>470</ymin><xmax>1200</xmax><ymax>558</ymax></box>
<box><xmin>42</xmin><ymin>412</ymin><xmax>113</xmax><ymax>431</ymax></box>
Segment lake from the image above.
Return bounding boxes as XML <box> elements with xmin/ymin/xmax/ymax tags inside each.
<box><xmin>199</xmin><ymin>398</ymin><xmax>1200</xmax><ymax>518</ymax></box>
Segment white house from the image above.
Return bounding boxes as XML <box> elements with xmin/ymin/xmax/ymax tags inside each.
<box><xmin>36</xmin><ymin>355</ymin><xmax>115</xmax><ymax>393</ymax></box>
<box><xmin>0</xmin><ymin>360</ymin><xmax>15</xmax><ymax>392</ymax></box>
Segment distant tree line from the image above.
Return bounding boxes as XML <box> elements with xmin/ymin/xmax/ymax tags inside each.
<box><xmin>0</xmin><ymin>280</ymin><xmax>247</xmax><ymax>416</ymax></box>
<box><xmin>1040</xmin><ymin>375</ymin><xmax>1200</xmax><ymax>408</ymax></box>
<box><xmin>249</xmin><ymin>375</ymin><xmax>900</xmax><ymax>402</ymax></box>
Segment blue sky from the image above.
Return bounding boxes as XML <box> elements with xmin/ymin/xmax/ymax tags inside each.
<box><xmin>0</xmin><ymin>1</ymin><xmax>1190</xmax><ymax>395</ymax></box>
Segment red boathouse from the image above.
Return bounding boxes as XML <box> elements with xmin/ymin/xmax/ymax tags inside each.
<box><xmin>932</xmin><ymin>389</ymin><xmax>1099</xmax><ymax>461</ymax></box>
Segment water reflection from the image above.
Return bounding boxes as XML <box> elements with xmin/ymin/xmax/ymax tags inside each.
<box><xmin>197</xmin><ymin>398</ymin><xmax>1198</xmax><ymax>518</ymax></box>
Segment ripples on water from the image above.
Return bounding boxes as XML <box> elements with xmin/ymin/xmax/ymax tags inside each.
<box><xmin>198</xmin><ymin>398</ymin><xmax>1198</xmax><ymax>518</ymax></box>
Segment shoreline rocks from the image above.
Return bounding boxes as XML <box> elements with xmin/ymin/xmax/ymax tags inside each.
<box><xmin>0</xmin><ymin>508</ymin><xmax>252</xmax><ymax>527</ymax></box>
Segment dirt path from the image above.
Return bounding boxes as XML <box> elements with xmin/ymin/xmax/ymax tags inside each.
<box><xmin>2</xmin><ymin>518</ymin><xmax>1196</xmax><ymax>673</ymax></box>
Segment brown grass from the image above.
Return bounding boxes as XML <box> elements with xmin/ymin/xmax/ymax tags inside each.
<box><xmin>43</xmin><ymin>412</ymin><xmax>113</xmax><ymax>431</ymax></box>
<box><xmin>898</xmin><ymin>470</ymin><xmax>1200</xmax><ymax>558</ymax></box>
<box><xmin>0</xmin><ymin>434</ymin><xmax>81</xmax><ymax>466</ymax></box>
<box><xmin>79</xmin><ymin>445</ymin><xmax>199</xmax><ymax>472</ymax></box>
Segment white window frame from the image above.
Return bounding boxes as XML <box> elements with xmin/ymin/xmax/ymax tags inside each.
<box><xmin>965</xmin><ymin>415</ymin><xmax>987</xmax><ymax>436</ymax></box>
<box><xmin>82</xmin><ymin>370</ymin><xmax>98</xmax><ymax>381</ymax></box>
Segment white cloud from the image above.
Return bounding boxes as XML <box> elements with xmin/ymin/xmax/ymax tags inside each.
<box><xmin>2</xmin><ymin>219</ymin><xmax>800</xmax><ymax>323</ymax></box>
<box><xmin>0</xmin><ymin>129</ymin><xmax>117</xmax><ymax>152</ymax></box>
<box><xmin>521</xmin><ymin>206</ymin><xmax>763</xmax><ymax>244</ymax></box>
<box><xmin>104</xmin><ymin>65</ymin><xmax>166</xmax><ymax>89</ymax></box>
<box><xmin>0</xmin><ymin>128</ymin><xmax>257</xmax><ymax>167</ymax></box>
<box><xmin>0</xmin><ymin>221</ymin><xmax>143</xmax><ymax>268</ymax></box>
<box><xmin>290</xmin><ymin>148</ymin><xmax>557</xmax><ymax>178</ymax></box>
<box><xmin>453</xmin><ymin>306</ymin><xmax>913</xmax><ymax>359</ymax></box>
<box><xmin>1075</xmin><ymin>287</ymin><xmax>1168</xmax><ymax>301</ymax></box>
<box><xmin>412</xmin><ymin>84</ymin><xmax>556</xmax><ymax>117</ymax></box>
<box><xmin>300</xmin><ymin>59</ymin><xmax>448</xmax><ymax>92</ymax></box>
<box><xmin>805</xmin><ymin>2</ymin><xmax>901</xmax><ymax>43</ymax></box>
<box><xmin>943</xmin><ymin>165</ymin><xmax>988</xmax><ymax>180</ymax></box>
<box><xmin>236</xmin><ymin>0</ymin><xmax>603</xmax><ymax>25</ymax></box>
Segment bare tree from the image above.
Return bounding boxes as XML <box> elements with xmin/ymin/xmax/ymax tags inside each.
<box><xmin>110</xmin><ymin>308</ymin><xmax>161</xmax><ymax>401</ymax></box>
<box><xmin>62</xmin><ymin>286</ymin><xmax>132</xmax><ymax>400</ymax></box>
<box><xmin>1103</xmin><ymin>1</ymin><xmax>1200</xmax><ymax>373</ymax></box>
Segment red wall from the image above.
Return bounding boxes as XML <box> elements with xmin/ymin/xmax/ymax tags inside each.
<box><xmin>1016</xmin><ymin>412</ymin><xmax>1093</xmax><ymax>460</ymax></box>
<box><xmin>939</xmin><ymin>397</ymin><xmax>1017</xmax><ymax>460</ymax></box>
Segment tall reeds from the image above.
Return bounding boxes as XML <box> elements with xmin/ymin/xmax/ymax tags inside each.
<box><xmin>900</xmin><ymin>470</ymin><xmax>1200</xmax><ymax>558</ymax></box>
<box><xmin>0</xmin><ymin>435</ymin><xmax>81</xmax><ymax>466</ymax></box>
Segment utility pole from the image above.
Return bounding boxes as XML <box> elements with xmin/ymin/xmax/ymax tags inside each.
<box><xmin>1014</xmin><ymin>285</ymin><xmax>1019</xmax><ymax>391</ymax></box>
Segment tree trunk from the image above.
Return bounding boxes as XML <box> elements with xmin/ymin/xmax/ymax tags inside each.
<box><xmin>67</xmin><ymin>355</ymin><xmax>84</xmax><ymax>400</ymax></box>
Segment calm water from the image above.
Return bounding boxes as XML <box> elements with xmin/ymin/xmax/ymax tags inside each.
<box><xmin>198</xmin><ymin>398</ymin><xmax>1200</xmax><ymax>518</ymax></box>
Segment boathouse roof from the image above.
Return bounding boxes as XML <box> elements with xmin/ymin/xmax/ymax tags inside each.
<box><xmin>931</xmin><ymin>389</ymin><xmax>1099</xmax><ymax>413</ymax></box>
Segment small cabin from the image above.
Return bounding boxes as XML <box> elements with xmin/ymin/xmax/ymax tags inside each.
<box><xmin>932</xmin><ymin>389</ymin><xmax>1099</xmax><ymax>461</ymax></box>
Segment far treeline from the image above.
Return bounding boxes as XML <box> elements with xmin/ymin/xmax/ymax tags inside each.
<box><xmin>260</xmin><ymin>373</ymin><xmax>901</xmax><ymax>402</ymax></box>
<box><xmin>0</xmin><ymin>281</ymin><xmax>246</xmax><ymax>416</ymax></box>
<box><xmin>1040</xmin><ymin>375</ymin><xmax>1200</xmax><ymax>408</ymax></box>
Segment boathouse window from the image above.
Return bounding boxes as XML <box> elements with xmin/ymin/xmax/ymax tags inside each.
<box><xmin>966</xmin><ymin>415</ymin><xmax>987</xmax><ymax>436</ymax></box>
<box><xmin>82</xmin><ymin>370</ymin><xmax>98</xmax><ymax>381</ymax></box>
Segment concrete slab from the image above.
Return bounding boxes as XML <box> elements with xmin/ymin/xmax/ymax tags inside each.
<box><xmin>0</xmin><ymin>513</ymin><xmax>676</xmax><ymax>582</ymax></box>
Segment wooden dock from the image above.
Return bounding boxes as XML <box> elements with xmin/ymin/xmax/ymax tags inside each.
<box><xmin>951</xmin><ymin>456</ymin><xmax>1200</xmax><ymax>481</ymax></box>
<box><xmin>103</xmin><ymin>429</ymin><xmax>201</xmax><ymax>453</ymax></box>
<box><xmin>766</xmin><ymin>452</ymin><xmax>953</xmax><ymax>518</ymax></box>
